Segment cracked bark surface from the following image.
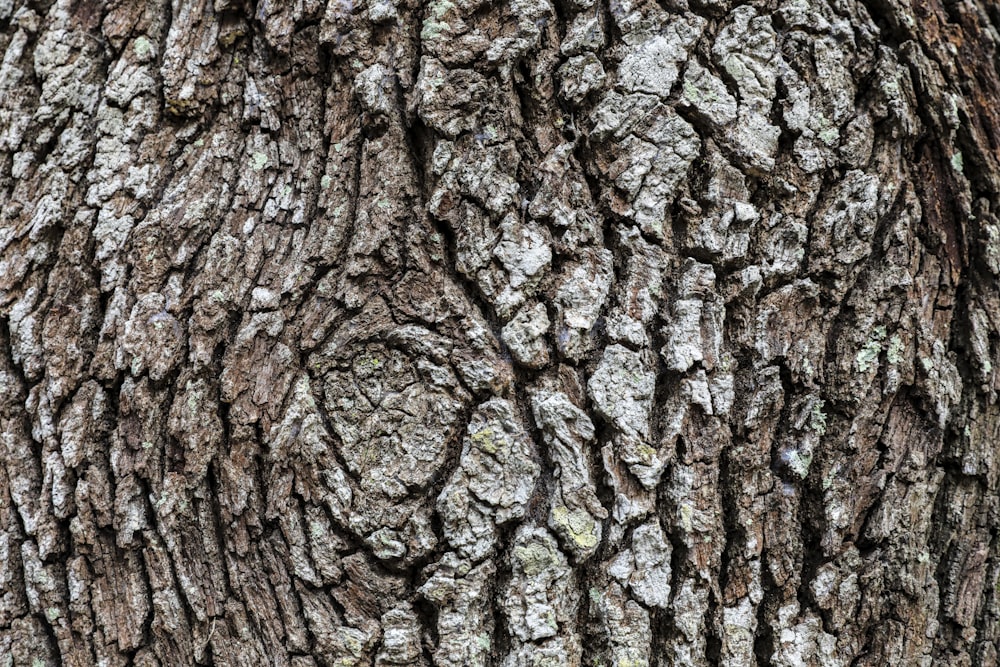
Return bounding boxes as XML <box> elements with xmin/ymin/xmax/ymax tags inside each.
<box><xmin>2</xmin><ymin>0</ymin><xmax>1000</xmax><ymax>664</ymax></box>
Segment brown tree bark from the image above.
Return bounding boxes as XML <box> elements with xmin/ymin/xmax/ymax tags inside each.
<box><xmin>2</xmin><ymin>0</ymin><xmax>1000</xmax><ymax>664</ymax></box>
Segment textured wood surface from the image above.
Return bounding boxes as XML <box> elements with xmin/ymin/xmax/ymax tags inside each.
<box><xmin>2</xmin><ymin>0</ymin><xmax>1000</xmax><ymax>664</ymax></box>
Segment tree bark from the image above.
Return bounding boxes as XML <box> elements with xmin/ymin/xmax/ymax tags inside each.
<box><xmin>2</xmin><ymin>0</ymin><xmax>1000</xmax><ymax>664</ymax></box>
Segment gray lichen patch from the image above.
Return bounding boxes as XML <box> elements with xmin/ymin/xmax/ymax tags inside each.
<box><xmin>531</xmin><ymin>389</ymin><xmax>609</xmax><ymax>561</ymax></box>
<box><xmin>417</xmin><ymin>58</ymin><xmax>489</xmax><ymax>138</ymax></box>
<box><xmin>661</xmin><ymin>261</ymin><xmax>723</xmax><ymax>374</ymax></box>
<box><xmin>552</xmin><ymin>248</ymin><xmax>613</xmax><ymax>361</ymax></box>
<box><xmin>589</xmin><ymin>580</ymin><xmax>652</xmax><ymax>666</ymax></box>
<box><xmin>501</xmin><ymin>302</ymin><xmax>551</xmax><ymax>369</ymax></box>
<box><xmin>615</xmin><ymin>15</ymin><xmax>705</xmax><ymax>98</ymax></box>
<box><xmin>855</xmin><ymin>326</ymin><xmax>886</xmax><ymax>373</ymax></box>
<box><xmin>770</xmin><ymin>603</ymin><xmax>842</xmax><ymax>667</ymax></box>
<box><xmin>420</xmin><ymin>554</ymin><xmax>496</xmax><ymax>667</ymax></box>
<box><xmin>680</xmin><ymin>60</ymin><xmax>738</xmax><ymax>129</ymax></box>
<box><xmin>558</xmin><ymin>53</ymin><xmax>606</xmax><ymax>104</ymax></box>
<box><xmin>808</xmin><ymin>170</ymin><xmax>881</xmax><ymax>276</ymax></box>
<box><xmin>594</xmin><ymin>105</ymin><xmax>700</xmax><ymax>240</ymax></box>
<box><xmin>502</xmin><ymin>526</ymin><xmax>582</xmax><ymax>663</ymax></box>
<box><xmin>438</xmin><ymin>399</ymin><xmax>539</xmax><ymax>561</ymax></box>
<box><xmin>375</xmin><ymin>604</ymin><xmax>426</xmax><ymax>666</ymax></box>
<box><xmin>492</xmin><ymin>215</ymin><xmax>554</xmax><ymax>318</ymax></box>
<box><xmin>712</xmin><ymin>6</ymin><xmax>784</xmax><ymax>172</ymax></box>
<box><xmin>561</xmin><ymin>13</ymin><xmax>604</xmax><ymax>56</ymax></box>
<box><xmin>608</xmin><ymin>519</ymin><xmax>672</xmax><ymax>608</ymax></box>
<box><xmin>588</xmin><ymin>344</ymin><xmax>655</xmax><ymax>441</ymax></box>
<box><xmin>120</xmin><ymin>293</ymin><xmax>185</xmax><ymax>381</ymax></box>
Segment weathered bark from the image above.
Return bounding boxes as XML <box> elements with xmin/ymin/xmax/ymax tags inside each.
<box><xmin>2</xmin><ymin>0</ymin><xmax>1000</xmax><ymax>664</ymax></box>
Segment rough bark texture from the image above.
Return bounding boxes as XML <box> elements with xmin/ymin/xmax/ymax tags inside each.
<box><xmin>2</xmin><ymin>0</ymin><xmax>1000</xmax><ymax>664</ymax></box>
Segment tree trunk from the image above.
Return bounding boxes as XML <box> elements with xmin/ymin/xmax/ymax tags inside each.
<box><xmin>2</xmin><ymin>0</ymin><xmax>1000</xmax><ymax>664</ymax></box>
